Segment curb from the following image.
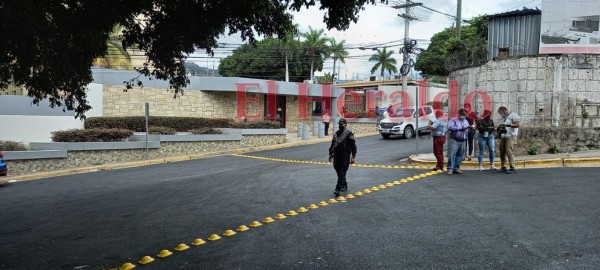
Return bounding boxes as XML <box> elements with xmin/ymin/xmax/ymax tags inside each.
<box><xmin>408</xmin><ymin>155</ymin><xmax>600</xmax><ymax>169</ymax></box>
<box><xmin>1</xmin><ymin>132</ymin><xmax>380</xmax><ymax>183</ymax></box>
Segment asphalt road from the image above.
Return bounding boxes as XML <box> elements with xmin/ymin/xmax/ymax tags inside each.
<box><xmin>1</xmin><ymin>135</ymin><xmax>599</xmax><ymax>270</ymax></box>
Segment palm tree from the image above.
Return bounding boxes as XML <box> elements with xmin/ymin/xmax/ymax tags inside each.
<box><xmin>369</xmin><ymin>48</ymin><xmax>398</xmax><ymax>78</ymax></box>
<box><xmin>93</xmin><ymin>25</ymin><xmax>132</xmax><ymax>69</ymax></box>
<box><xmin>327</xmin><ymin>38</ymin><xmax>349</xmax><ymax>83</ymax></box>
<box><xmin>300</xmin><ymin>27</ymin><xmax>329</xmax><ymax>81</ymax></box>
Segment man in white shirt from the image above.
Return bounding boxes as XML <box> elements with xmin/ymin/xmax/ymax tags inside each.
<box><xmin>497</xmin><ymin>106</ymin><xmax>520</xmax><ymax>174</ymax></box>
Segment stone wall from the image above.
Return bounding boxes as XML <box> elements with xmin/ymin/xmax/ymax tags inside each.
<box><xmin>470</xmin><ymin>126</ymin><xmax>600</xmax><ymax>157</ymax></box>
<box><xmin>103</xmin><ymin>85</ymin><xmax>263</xmax><ymax>119</ymax></box>
<box><xmin>450</xmin><ymin>55</ymin><xmax>600</xmax><ymax>127</ymax></box>
<box><xmin>5</xmin><ymin>134</ymin><xmax>285</xmax><ymax>176</ymax></box>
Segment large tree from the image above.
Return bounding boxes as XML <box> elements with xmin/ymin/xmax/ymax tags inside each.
<box><xmin>218</xmin><ymin>37</ymin><xmax>316</xmax><ymax>82</ymax></box>
<box><xmin>415</xmin><ymin>16</ymin><xmax>488</xmax><ymax>77</ymax></box>
<box><xmin>369</xmin><ymin>48</ymin><xmax>397</xmax><ymax>77</ymax></box>
<box><xmin>0</xmin><ymin>0</ymin><xmax>387</xmax><ymax>118</ymax></box>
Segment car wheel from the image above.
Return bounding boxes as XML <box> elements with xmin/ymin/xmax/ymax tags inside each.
<box><xmin>381</xmin><ymin>134</ymin><xmax>391</xmax><ymax>139</ymax></box>
<box><xmin>404</xmin><ymin>126</ymin><xmax>414</xmax><ymax>139</ymax></box>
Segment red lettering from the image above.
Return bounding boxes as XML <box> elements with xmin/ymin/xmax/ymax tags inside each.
<box><xmin>235</xmin><ymin>83</ymin><xmax>262</xmax><ymax>119</ymax></box>
<box><xmin>464</xmin><ymin>90</ymin><xmax>493</xmax><ymax>118</ymax></box>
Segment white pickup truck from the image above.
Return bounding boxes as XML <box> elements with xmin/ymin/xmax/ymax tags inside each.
<box><xmin>378</xmin><ymin>106</ymin><xmax>437</xmax><ymax>139</ymax></box>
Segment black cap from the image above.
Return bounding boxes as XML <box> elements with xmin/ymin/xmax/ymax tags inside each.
<box><xmin>338</xmin><ymin>118</ymin><xmax>348</xmax><ymax>124</ymax></box>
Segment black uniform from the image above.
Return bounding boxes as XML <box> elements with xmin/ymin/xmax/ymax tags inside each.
<box><xmin>328</xmin><ymin>126</ymin><xmax>357</xmax><ymax>194</ymax></box>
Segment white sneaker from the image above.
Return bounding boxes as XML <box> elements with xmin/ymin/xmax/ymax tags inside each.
<box><xmin>479</xmin><ymin>165</ymin><xmax>483</xmax><ymax>171</ymax></box>
<box><xmin>490</xmin><ymin>165</ymin><xmax>497</xmax><ymax>171</ymax></box>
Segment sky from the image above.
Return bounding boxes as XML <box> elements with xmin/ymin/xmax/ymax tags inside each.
<box><xmin>191</xmin><ymin>0</ymin><xmax>542</xmax><ymax>80</ymax></box>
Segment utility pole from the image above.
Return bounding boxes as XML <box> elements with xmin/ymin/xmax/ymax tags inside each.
<box><xmin>456</xmin><ymin>0</ymin><xmax>462</xmax><ymax>38</ymax></box>
<box><xmin>395</xmin><ymin>1</ymin><xmax>422</xmax><ymax>149</ymax></box>
<box><xmin>395</xmin><ymin>1</ymin><xmax>422</xmax><ymax>92</ymax></box>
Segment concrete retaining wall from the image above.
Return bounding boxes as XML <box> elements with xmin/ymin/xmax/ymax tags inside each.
<box><xmin>4</xmin><ymin>134</ymin><xmax>286</xmax><ymax>176</ymax></box>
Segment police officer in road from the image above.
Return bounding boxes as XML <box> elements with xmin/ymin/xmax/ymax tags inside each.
<box><xmin>328</xmin><ymin>118</ymin><xmax>357</xmax><ymax>196</ymax></box>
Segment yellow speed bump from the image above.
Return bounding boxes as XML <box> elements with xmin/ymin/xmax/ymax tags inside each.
<box><xmin>370</xmin><ymin>187</ymin><xmax>380</xmax><ymax>191</ymax></box>
<box><xmin>263</xmin><ymin>217</ymin><xmax>276</xmax><ymax>223</ymax></box>
<box><xmin>378</xmin><ymin>184</ymin><xmax>387</xmax><ymax>189</ymax></box>
<box><xmin>419</xmin><ymin>174</ymin><xmax>427</xmax><ymax>178</ymax></box>
<box><xmin>362</xmin><ymin>189</ymin><xmax>372</xmax><ymax>194</ymax></box>
<box><xmin>400</xmin><ymin>179</ymin><xmax>408</xmax><ymax>183</ymax></box>
<box><xmin>327</xmin><ymin>198</ymin><xmax>338</xmax><ymax>204</ymax></box>
<box><xmin>336</xmin><ymin>196</ymin><xmax>347</xmax><ymax>202</ymax></box>
<box><xmin>138</xmin><ymin>256</ymin><xmax>155</xmax><ymax>265</ymax></box>
<box><xmin>223</xmin><ymin>230</ymin><xmax>237</xmax><ymax>237</ymax></box>
<box><xmin>275</xmin><ymin>214</ymin><xmax>287</xmax><ymax>219</ymax></box>
<box><xmin>249</xmin><ymin>221</ymin><xmax>263</xmax><ymax>228</ymax></box>
<box><xmin>207</xmin><ymin>234</ymin><xmax>222</xmax><ymax>241</ymax></box>
<box><xmin>393</xmin><ymin>181</ymin><xmax>401</xmax><ymax>185</ymax></box>
<box><xmin>119</xmin><ymin>262</ymin><xmax>136</xmax><ymax>270</ymax></box>
<box><xmin>157</xmin><ymin>250</ymin><xmax>173</xmax><ymax>258</ymax></box>
<box><xmin>406</xmin><ymin>177</ymin><xmax>415</xmax><ymax>181</ymax></box>
<box><xmin>191</xmin><ymin>239</ymin><xmax>206</xmax><ymax>246</ymax></box>
<box><xmin>174</xmin><ymin>244</ymin><xmax>190</xmax><ymax>252</ymax></box>
<box><xmin>385</xmin><ymin>183</ymin><xmax>394</xmax><ymax>187</ymax></box>
<box><xmin>413</xmin><ymin>176</ymin><xmax>421</xmax><ymax>180</ymax></box>
<box><xmin>236</xmin><ymin>225</ymin><xmax>250</xmax><ymax>232</ymax></box>
<box><xmin>309</xmin><ymin>204</ymin><xmax>319</xmax><ymax>209</ymax></box>
<box><xmin>318</xmin><ymin>201</ymin><xmax>329</xmax><ymax>206</ymax></box>
<box><xmin>297</xmin><ymin>207</ymin><xmax>308</xmax><ymax>213</ymax></box>
<box><xmin>354</xmin><ymin>191</ymin><xmax>363</xmax><ymax>196</ymax></box>
<box><xmin>406</xmin><ymin>166</ymin><xmax>414</xmax><ymax>169</ymax></box>
<box><xmin>345</xmin><ymin>194</ymin><xmax>355</xmax><ymax>199</ymax></box>
<box><xmin>286</xmin><ymin>210</ymin><xmax>299</xmax><ymax>216</ymax></box>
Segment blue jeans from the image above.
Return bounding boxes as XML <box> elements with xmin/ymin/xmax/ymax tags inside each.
<box><xmin>447</xmin><ymin>139</ymin><xmax>465</xmax><ymax>171</ymax></box>
<box><xmin>477</xmin><ymin>134</ymin><xmax>495</xmax><ymax>165</ymax></box>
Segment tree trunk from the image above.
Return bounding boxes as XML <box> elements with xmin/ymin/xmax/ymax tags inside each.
<box><xmin>285</xmin><ymin>55</ymin><xmax>289</xmax><ymax>82</ymax></box>
<box><xmin>380</xmin><ymin>64</ymin><xmax>384</xmax><ymax>78</ymax></box>
<box><xmin>310</xmin><ymin>58</ymin><xmax>314</xmax><ymax>82</ymax></box>
<box><xmin>332</xmin><ymin>58</ymin><xmax>336</xmax><ymax>83</ymax></box>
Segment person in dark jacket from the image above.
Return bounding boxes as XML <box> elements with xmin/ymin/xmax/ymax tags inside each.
<box><xmin>328</xmin><ymin>118</ymin><xmax>357</xmax><ymax>196</ymax></box>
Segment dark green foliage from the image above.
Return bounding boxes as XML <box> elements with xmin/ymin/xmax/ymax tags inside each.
<box><xmin>189</xmin><ymin>128</ymin><xmax>223</xmax><ymax>135</ymax></box>
<box><xmin>218</xmin><ymin>38</ymin><xmax>318</xmax><ymax>82</ymax></box>
<box><xmin>415</xmin><ymin>16</ymin><xmax>488</xmax><ymax>76</ymax></box>
<box><xmin>0</xmin><ymin>141</ymin><xmax>28</xmax><ymax>151</ymax></box>
<box><xmin>51</xmin><ymin>129</ymin><xmax>133</xmax><ymax>142</ymax></box>
<box><xmin>230</xmin><ymin>121</ymin><xmax>282</xmax><ymax>129</ymax></box>
<box><xmin>85</xmin><ymin>117</ymin><xmax>233</xmax><ymax>132</ymax></box>
<box><xmin>148</xmin><ymin>126</ymin><xmax>177</xmax><ymax>135</ymax></box>
<box><xmin>85</xmin><ymin>117</ymin><xmax>281</xmax><ymax>131</ymax></box>
<box><xmin>1</xmin><ymin>0</ymin><xmax>386</xmax><ymax>118</ymax></box>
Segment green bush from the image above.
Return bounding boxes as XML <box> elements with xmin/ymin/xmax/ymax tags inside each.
<box><xmin>189</xmin><ymin>128</ymin><xmax>223</xmax><ymax>134</ymax></box>
<box><xmin>527</xmin><ymin>145</ymin><xmax>539</xmax><ymax>155</ymax></box>
<box><xmin>230</xmin><ymin>121</ymin><xmax>281</xmax><ymax>129</ymax></box>
<box><xmin>0</xmin><ymin>141</ymin><xmax>28</xmax><ymax>151</ymax></box>
<box><xmin>148</xmin><ymin>126</ymin><xmax>177</xmax><ymax>135</ymax></box>
<box><xmin>51</xmin><ymin>129</ymin><xmax>133</xmax><ymax>142</ymax></box>
<box><xmin>84</xmin><ymin>116</ymin><xmax>234</xmax><ymax>132</ymax></box>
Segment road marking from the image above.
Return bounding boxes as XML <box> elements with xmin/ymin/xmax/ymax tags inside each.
<box><xmin>110</xmin><ymin>170</ymin><xmax>442</xmax><ymax>269</ymax></box>
<box><xmin>231</xmin><ymin>153</ymin><xmax>431</xmax><ymax>170</ymax></box>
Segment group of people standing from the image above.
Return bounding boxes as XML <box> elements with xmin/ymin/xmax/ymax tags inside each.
<box><xmin>429</xmin><ymin>105</ymin><xmax>521</xmax><ymax>175</ymax></box>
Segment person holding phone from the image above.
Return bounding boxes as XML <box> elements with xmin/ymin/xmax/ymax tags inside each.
<box><xmin>447</xmin><ymin>109</ymin><xmax>470</xmax><ymax>175</ymax></box>
<box><xmin>476</xmin><ymin>110</ymin><xmax>497</xmax><ymax>171</ymax></box>
<box><xmin>497</xmin><ymin>106</ymin><xmax>520</xmax><ymax>174</ymax></box>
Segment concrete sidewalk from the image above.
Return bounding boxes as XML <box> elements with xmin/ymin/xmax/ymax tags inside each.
<box><xmin>0</xmin><ymin>132</ymin><xmax>378</xmax><ymax>184</ymax></box>
<box><xmin>409</xmin><ymin>150</ymin><xmax>600</xmax><ymax>169</ymax></box>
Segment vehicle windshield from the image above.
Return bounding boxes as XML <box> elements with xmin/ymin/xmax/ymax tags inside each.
<box><xmin>395</xmin><ymin>108</ymin><xmax>415</xmax><ymax>117</ymax></box>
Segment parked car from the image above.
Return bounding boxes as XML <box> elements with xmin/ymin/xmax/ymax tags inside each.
<box><xmin>0</xmin><ymin>152</ymin><xmax>7</xmax><ymax>176</ymax></box>
<box><xmin>378</xmin><ymin>106</ymin><xmax>437</xmax><ymax>139</ymax></box>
